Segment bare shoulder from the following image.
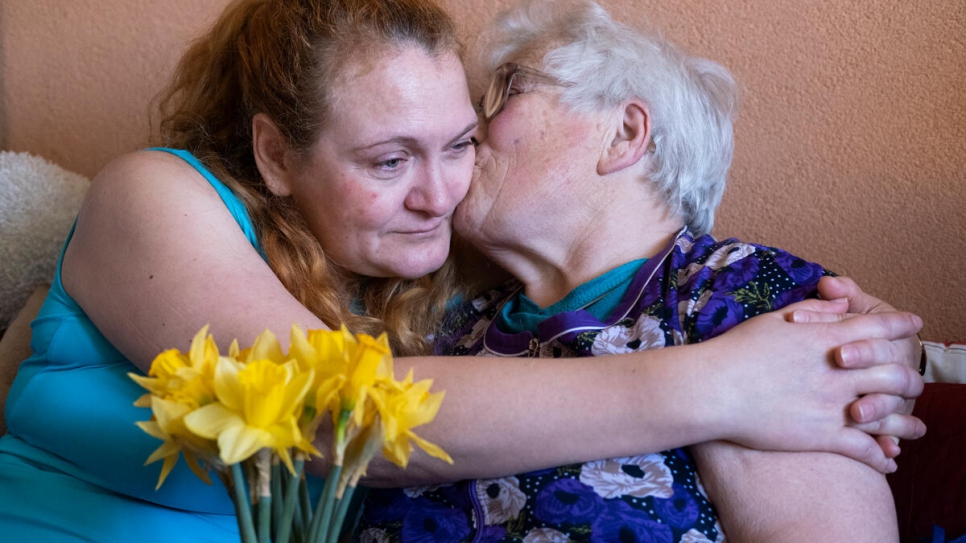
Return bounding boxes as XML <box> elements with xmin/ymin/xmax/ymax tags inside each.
<box><xmin>81</xmin><ymin>149</ymin><xmax>222</xmax><ymax>214</ymax></box>
<box><xmin>63</xmin><ymin>150</ymin><xmax>321</xmax><ymax>369</ymax></box>
<box><xmin>66</xmin><ymin>149</ymin><xmax>235</xmax><ymax>289</ymax></box>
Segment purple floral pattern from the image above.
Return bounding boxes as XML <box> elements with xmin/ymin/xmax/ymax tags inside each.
<box><xmin>400</xmin><ymin>498</ymin><xmax>472</xmax><ymax>543</ymax></box>
<box><xmin>591</xmin><ymin>500</ymin><xmax>674</xmax><ymax>543</ymax></box>
<box><xmin>477</xmin><ymin>477</ymin><xmax>527</xmax><ymax>525</ymax></box>
<box><xmin>579</xmin><ymin>456</ymin><xmax>674</xmax><ymax>499</ymax></box>
<box><xmin>357</xmin><ymin>232</ymin><xmax>828</xmax><ymax>542</ymax></box>
<box><xmin>652</xmin><ymin>484</ymin><xmax>700</xmax><ymax>530</ymax></box>
<box><xmin>534</xmin><ymin>478</ymin><xmax>605</xmax><ymax>524</ymax></box>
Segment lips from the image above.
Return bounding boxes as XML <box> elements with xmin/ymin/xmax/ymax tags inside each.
<box><xmin>396</xmin><ymin>220</ymin><xmax>446</xmax><ymax>236</ymax></box>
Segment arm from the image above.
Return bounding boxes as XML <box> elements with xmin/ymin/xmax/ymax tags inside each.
<box><xmin>64</xmin><ymin>152</ymin><xmax>922</xmax><ymax>487</ymax></box>
<box><xmin>692</xmin><ymin>441</ymin><xmax>898</xmax><ymax>542</ymax></box>
<box><xmin>358</xmin><ymin>302</ymin><xmax>923</xmax><ymax>484</ymax></box>
<box><xmin>64</xmin><ymin>150</ymin><xmax>329</xmax><ymax>368</ymax></box>
<box><xmin>686</xmin><ymin>278</ymin><xmax>905</xmax><ymax>541</ymax></box>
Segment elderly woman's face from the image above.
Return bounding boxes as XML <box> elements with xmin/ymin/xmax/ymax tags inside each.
<box><xmin>454</xmin><ymin>60</ymin><xmax>605</xmax><ymax>250</ymax></box>
<box><xmin>285</xmin><ymin>47</ymin><xmax>478</xmax><ymax>279</ymax></box>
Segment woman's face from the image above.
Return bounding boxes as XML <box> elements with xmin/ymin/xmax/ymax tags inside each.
<box><xmin>454</xmin><ymin>61</ymin><xmax>605</xmax><ymax>252</ymax></box>
<box><xmin>285</xmin><ymin>47</ymin><xmax>478</xmax><ymax>279</ymax></box>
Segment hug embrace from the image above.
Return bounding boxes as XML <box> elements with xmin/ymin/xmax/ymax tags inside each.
<box><xmin>0</xmin><ymin>0</ymin><xmax>925</xmax><ymax>542</ymax></box>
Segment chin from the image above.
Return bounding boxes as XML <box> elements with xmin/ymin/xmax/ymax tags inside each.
<box><xmin>391</xmin><ymin>261</ymin><xmax>446</xmax><ymax>280</ymax></box>
<box><xmin>387</xmin><ymin>247</ymin><xmax>450</xmax><ymax>279</ymax></box>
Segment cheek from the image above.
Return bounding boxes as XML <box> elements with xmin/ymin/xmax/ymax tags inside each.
<box><xmin>452</xmin><ymin>160</ymin><xmax>475</xmax><ymax>201</ymax></box>
<box><xmin>349</xmin><ymin>187</ymin><xmax>410</xmax><ymax>233</ymax></box>
<box><xmin>309</xmin><ymin>185</ymin><xmax>386</xmax><ymax>245</ymax></box>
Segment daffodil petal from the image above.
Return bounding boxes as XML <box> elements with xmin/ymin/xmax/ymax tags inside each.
<box><xmin>129</xmin><ymin>373</ymin><xmax>162</xmax><ymax>395</ymax></box>
<box><xmin>266</xmin><ymin>419</ymin><xmax>301</xmax><ymax>449</ymax></box>
<box><xmin>407</xmin><ymin>432</ymin><xmax>453</xmax><ymax>464</ymax></box>
<box><xmin>276</xmin><ymin>447</ymin><xmax>296</xmax><ymax>475</ymax></box>
<box><xmin>144</xmin><ymin>441</ymin><xmax>181</xmax><ymax>466</ymax></box>
<box><xmin>288</xmin><ymin>325</ymin><xmax>315</xmax><ymax>370</ymax></box>
<box><xmin>217</xmin><ymin>424</ymin><xmax>273</xmax><ymax>465</ymax></box>
<box><xmin>278</xmin><ymin>367</ymin><xmax>314</xmax><ymax>419</ymax></box>
<box><xmin>151</xmin><ymin>396</ymin><xmax>192</xmax><ymax>428</ymax></box>
<box><xmin>248</xmin><ymin>329</ymin><xmax>286</xmax><ymax>364</ymax></box>
<box><xmin>188</xmin><ymin>325</ymin><xmax>212</xmax><ymax>366</ymax></box>
<box><xmin>156</xmin><ymin>454</ymin><xmax>178</xmax><ymax>490</ymax></box>
<box><xmin>405</xmin><ymin>390</ymin><xmax>445</xmax><ymax>428</ymax></box>
<box><xmin>184</xmin><ymin>403</ymin><xmax>243</xmax><ymax>440</ymax></box>
<box><xmin>381</xmin><ymin>440</ymin><xmax>409</xmax><ymax>468</ymax></box>
<box><xmin>213</xmin><ymin>357</ymin><xmax>244</xmax><ymax>411</ymax></box>
<box><xmin>184</xmin><ymin>452</ymin><xmax>213</xmax><ymax>485</ymax></box>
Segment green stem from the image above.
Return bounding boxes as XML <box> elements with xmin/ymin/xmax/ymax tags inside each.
<box><xmin>272</xmin><ymin>460</ymin><xmax>284</xmax><ymax>542</ymax></box>
<box><xmin>308</xmin><ymin>464</ymin><xmax>342</xmax><ymax>543</ymax></box>
<box><xmin>257</xmin><ymin>496</ymin><xmax>272</xmax><ymax>543</ymax></box>
<box><xmin>255</xmin><ymin>450</ymin><xmax>272</xmax><ymax>543</ymax></box>
<box><xmin>276</xmin><ymin>458</ymin><xmax>305</xmax><ymax>543</ymax></box>
<box><xmin>335</xmin><ymin>409</ymin><xmax>351</xmax><ymax>449</ymax></box>
<box><xmin>325</xmin><ymin>484</ymin><xmax>357</xmax><ymax>543</ymax></box>
<box><xmin>299</xmin><ymin>470</ymin><xmax>312</xmax><ymax>528</ymax></box>
<box><xmin>230</xmin><ymin>463</ymin><xmax>258</xmax><ymax>543</ymax></box>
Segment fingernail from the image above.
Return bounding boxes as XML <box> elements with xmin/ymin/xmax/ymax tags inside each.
<box><xmin>839</xmin><ymin>345</ymin><xmax>854</xmax><ymax>366</ymax></box>
<box><xmin>791</xmin><ymin>311</ymin><xmax>806</xmax><ymax>323</ymax></box>
<box><xmin>890</xmin><ymin>436</ymin><xmax>900</xmax><ymax>445</ymax></box>
<box><xmin>856</xmin><ymin>403</ymin><xmax>868</xmax><ymax>421</ymax></box>
<box><xmin>887</xmin><ymin>459</ymin><xmax>897</xmax><ymax>473</ymax></box>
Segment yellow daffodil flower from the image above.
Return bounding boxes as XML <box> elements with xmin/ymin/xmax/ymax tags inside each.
<box><xmin>129</xmin><ymin>325</ymin><xmax>218</xmax><ymax>409</ymax></box>
<box><xmin>288</xmin><ymin>326</ymin><xmax>353</xmax><ymax>442</ymax></box>
<box><xmin>133</xmin><ymin>323</ymin><xmax>453</xmax><ymax>543</ymax></box>
<box><xmin>344</xmin><ymin>331</ymin><xmax>393</xmax><ymax>425</ymax></box>
<box><xmin>236</xmin><ymin>329</ymin><xmax>287</xmax><ymax>365</ymax></box>
<box><xmin>288</xmin><ymin>326</ymin><xmax>394</xmax><ymax>462</ymax></box>
<box><xmin>370</xmin><ymin>370</ymin><xmax>452</xmax><ymax>468</ymax></box>
<box><xmin>184</xmin><ymin>351</ymin><xmax>315</xmax><ymax>472</ymax></box>
<box><xmin>137</xmin><ymin>396</ymin><xmax>217</xmax><ymax>488</ymax></box>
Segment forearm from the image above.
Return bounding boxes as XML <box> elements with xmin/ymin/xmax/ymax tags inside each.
<box><xmin>321</xmin><ymin>344</ymin><xmax>726</xmax><ymax>485</ymax></box>
<box><xmin>332</xmin><ymin>304</ymin><xmax>920</xmax><ymax>486</ymax></box>
<box><xmin>692</xmin><ymin>442</ymin><xmax>898</xmax><ymax>542</ymax></box>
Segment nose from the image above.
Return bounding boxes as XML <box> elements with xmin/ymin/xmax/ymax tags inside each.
<box><xmin>405</xmin><ymin>160</ymin><xmax>460</xmax><ymax>217</ymax></box>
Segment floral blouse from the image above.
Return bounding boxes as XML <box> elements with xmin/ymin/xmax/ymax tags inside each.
<box><xmin>357</xmin><ymin>231</ymin><xmax>828</xmax><ymax>543</ymax></box>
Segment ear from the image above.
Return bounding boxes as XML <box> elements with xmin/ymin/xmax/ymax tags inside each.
<box><xmin>597</xmin><ymin>99</ymin><xmax>652</xmax><ymax>176</ymax></box>
<box><xmin>252</xmin><ymin>113</ymin><xmax>293</xmax><ymax>197</ymax></box>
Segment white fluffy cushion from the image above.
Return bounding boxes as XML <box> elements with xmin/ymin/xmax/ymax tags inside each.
<box><xmin>0</xmin><ymin>152</ymin><xmax>88</xmax><ymax>330</ymax></box>
<box><xmin>923</xmin><ymin>341</ymin><xmax>966</xmax><ymax>384</ymax></box>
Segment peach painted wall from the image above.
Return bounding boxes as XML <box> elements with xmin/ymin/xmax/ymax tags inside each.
<box><xmin>2</xmin><ymin>0</ymin><xmax>964</xmax><ymax>341</ymax></box>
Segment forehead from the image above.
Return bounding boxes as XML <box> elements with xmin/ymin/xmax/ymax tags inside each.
<box><xmin>322</xmin><ymin>47</ymin><xmax>474</xmax><ymax>145</ymax></box>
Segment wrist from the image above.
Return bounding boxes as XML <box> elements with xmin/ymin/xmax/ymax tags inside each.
<box><xmin>681</xmin><ymin>341</ymin><xmax>741</xmax><ymax>444</ymax></box>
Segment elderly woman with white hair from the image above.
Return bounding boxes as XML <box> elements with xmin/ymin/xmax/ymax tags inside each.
<box><xmin>356</xmin><ymin>1</ymin><xmax>905</xmax><ymax>541</ymax></box>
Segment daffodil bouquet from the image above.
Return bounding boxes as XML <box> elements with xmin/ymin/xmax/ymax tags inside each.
<box><xmin>131</xmin><ymin>324</ymin><xmax>451</xmax><ymax>543</ymax></box>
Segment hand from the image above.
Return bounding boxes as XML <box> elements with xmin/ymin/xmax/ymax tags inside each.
<box><xmin>709</xmin><ymin>298</ymin><xmax>924</xmax><ymax>473</ymax></box>
<box><xmin>793</xmin><ymin>276</ymin><xmax>925</xmax><ymax>457</ymax></box>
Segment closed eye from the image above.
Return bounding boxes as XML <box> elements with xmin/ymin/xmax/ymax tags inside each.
<box><xmin>378</xmin><ymin>157</ymin><xmax>404</xmax><ymax>169</ymax></box>
<box><xmin>452</xmin><ymin>137</ymin><xmax>478</xmax><ymax>152</ymax></box>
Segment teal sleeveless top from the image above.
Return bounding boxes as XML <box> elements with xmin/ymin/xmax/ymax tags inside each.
<box><xmin>0</xmin><ymin>149</ymin><xmax>267</xmax><ymax>541</ymax></box>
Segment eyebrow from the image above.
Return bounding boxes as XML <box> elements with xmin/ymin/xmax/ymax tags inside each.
<box><xmin>446</xmin><ymin>121</ymin><xmax>480</xmax><ymax>146</ymax></box>
<box><xmin>358</xmin><ymin>121</ymin><xmax>479</xmax><ymax>152</ymax></box>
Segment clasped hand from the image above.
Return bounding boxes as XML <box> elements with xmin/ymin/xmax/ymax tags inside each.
<box><xmin>709</xmin><ymin>277</ymin><xmax>925</xmax><ymax>474</ymax></box>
